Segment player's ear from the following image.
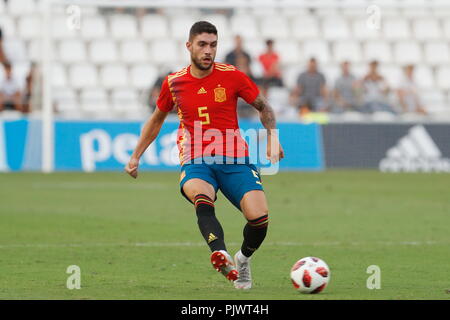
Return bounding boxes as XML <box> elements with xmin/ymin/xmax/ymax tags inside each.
<box><xmin>186</xmin><ymin>41</ymin><xmax>192</xmax><ymax>52</ymax></box>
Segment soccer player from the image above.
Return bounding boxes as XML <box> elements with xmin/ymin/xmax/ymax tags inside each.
<box><xmin>125</xmin><ymin>21</ymin><xmax>284</xmax><ymax>290</ymax></box>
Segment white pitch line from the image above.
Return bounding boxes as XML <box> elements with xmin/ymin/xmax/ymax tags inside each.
<box><xmin>0</xmin><ymin>240</ymin><xmax>447</xmax><ymax>249</ymax></box>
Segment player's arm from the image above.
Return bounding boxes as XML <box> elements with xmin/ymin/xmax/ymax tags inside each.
<box><xmin>251</xmin><ymin>94</ymin><xmax>285</xmax><ymax>163</ymax></box>
<box><xmin>125</xmin><ymin>108</ymin><xmax>169</xmax><ymax>178</ymax></box>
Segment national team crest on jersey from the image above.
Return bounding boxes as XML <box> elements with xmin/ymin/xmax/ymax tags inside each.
<box><xmin>214</xmin><ymin>86</ymin><xmax>227</xmax><ymax>102</ymax></box>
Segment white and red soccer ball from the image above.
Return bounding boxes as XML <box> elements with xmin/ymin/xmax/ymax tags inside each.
<box><xmin>290</xmin><ymin>257</ymin><xmax>330</xmax><ymax>294</ymax></box>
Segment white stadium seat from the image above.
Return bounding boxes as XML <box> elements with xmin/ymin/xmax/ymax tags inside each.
<box><xmin>52</xmin><ymin>15</ymin><xmax>78</xmax><ymax>39</ymax></box>
<box><xmin>202</xmin><ymin>14</ymin><xmax>231</xmax><ymax>39</ymax></box>
<box><xmin>54</xmin><ymin>88</ymin><xmax>78</xmax><ymax>113</ymax></box>
<box><xmin>291</xmin><ymin>17</ymin><xmax>320</xmax><ymax>40</ymax></box>
<box><xmin>51</xmin><ymin>64</ymin><xmax>67</xmax><ymax>88</ymax></box>
<box><xmin>17</xmin><ymin>15</ymin><xmax>41</xmax><ymax>40</ymax></box>
<box><xmin>69</xmin><ymin>64</ymin><xmax>98</xmax><ymax>89</ymax></box>
<box><xmin>3</xmin><ymin>39</ymin><xmax>28</xmax><ymax>63</ymax></box>
<box><xmin>80</xmin><ymin>89</ymin><xmax>109</xmax><ymax>113</ymax></box>
<box><xmin>111</xmin><ymin>89</ymin><xmax>141</xmax><ymax>112</ymax></box>
<box><xmin>0</xmin><ymin>1</ymin><xmax>4</xmax><ymax>14</ymax></box>
<box><xmin>424</xmin><ymin>42</ymin><xmax>450</xmax><ymax>66</ymax></box>
<box><xmin>89</xmin><ymin>40</ymin><xmax>118</xmax><ymax>64</ymax></box>
<box><xmin>412</xmin><ymin>18</ymin><xmax>443</xmax><ymax>40</ymax></box>
<box><xmin>274</xmin><ymin>41</ymin><xmax>301</xmax><ymax>65</ymax></box>
<box><xmin>442</xmin><ymin>20</ymin><xmax>450</xmax><ymax>39</ymax></box>
<box><xmin>170</xmin><ymin>16</ymin><xmax>199</xmax><ymax>40</ymax></box>
<box><xmin>149</xmin><ymin>39</ymin><xmax>179</xmax><ymax>64</ymax></box>
<box><xmin>120</xmin><ymin>40</ymin><xmax>148</xmax><ymax>63</ymax></box>
<box><xmin>363</xmin><ymin>42</ymin><xmax>392</xmax><ymax>63</ymax></box>
<box><xmin>110</xmin><ymin>14</ymin><xmax>138</xmax><ymax>39</ymax></box>
<box><xmin>436</xmin><ymin>67</ymin><xmax>450</xmax><ymax>90</ymax></box>
<box><xmin>230</xmin><ymin>15</ymin><xmax>259</xmax><ymax>40</ymax></box>
<box><xmin>379</xmin><ymin>65</ymin><xmax>401</xmax><ymax>87</ymax></box>
<box><xmin>141</xmin><ymin>14</ymin><xmax>169</xmax><ymax>39</ymax></box>
<box><xmin>302</xmin><ymin>40</ymin><xmax>331</xmax><ymax>64</ymax></box>
<box><xmin>7</xmin><ymin>0</ymin><xmax>36</xmax><ymax>16</ymax></box>
<box><xmin>59</xmin><ymin>40</ymin><xmax>86</xmax><ymax>63</ymax></box>
<box><xmin>393</xmin><ymin>42</ymin><xmax>422</xmax><ymax>64</ymax></box>
<box><xmin>129</xmin><ymin>64</ymin><xmax>158</xmax><ymax>90</ymax></box>
<box><xmin>81</xmin><ymin>16</ymin><xmax>107</xmax><ymax>39</ymax></box>
<box><xmin>414</xmin><ymin>65</ymin><xmax>435</xmax><ymax>89</ymax></box>
<box><xmin>322</xmin><ymin>17</ymin><xmax>351</xmax><ymax>40</ymax></box>
<box><xmin>259</xmin><ymin>15</ymin><xmax>290</xmax><ymax>39</ymax></box>
<box><xmin>99</xmin><ymin>64</ymin><xmax>128</xmax><ymax>89</ymax></box>
<box><xmin>332</xmin><ymin>41</ymin><xmax>362</xmax><ymax>64</ymax></box>
<box><xmin>0</xmin><ymin>15</ymin><xmax>16</xmax><ymax>37</ymax></box>
<box><xmin>243</xmin><ymin>39</ymin><xmax>265</xmax><ymax>61</ymax></box>
<box><xmin>352</xmin><ymin>18</ymin><xmax>381</xmax><ymax>40</ymax></box>
<box><xmin>382</xmin><ymin>19</ymin><xmax>411</xmax><ymax>40</ymax></box>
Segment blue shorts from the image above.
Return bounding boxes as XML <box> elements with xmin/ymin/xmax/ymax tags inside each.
<box><xmin>180</xmin><ymin>158</ymin><xmax>264</xmax><ymax>211</ymax></box>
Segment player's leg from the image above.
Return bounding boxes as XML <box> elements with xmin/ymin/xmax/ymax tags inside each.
<box><xmin>181</xmin><ymin>172</ymin><xmax>238</xmax><ymax>281</ymax></box>
<box><xmin>233</xmin><ymin>190</ymin><xmax>269</xmax><ymax>289</ymax></box>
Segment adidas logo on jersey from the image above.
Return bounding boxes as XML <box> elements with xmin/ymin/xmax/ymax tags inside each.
<box><xmin>379</xmin><ymin>125</ymin><xmax>450</xmax><ymax>172</ymax></box>
<box><xmin>197</xmin><ymin>87</ymin><xmax>207</xmax><ymax>94</ymax></box>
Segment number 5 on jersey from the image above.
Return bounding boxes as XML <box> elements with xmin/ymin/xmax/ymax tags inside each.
<box><xmin>198</xmin><ymin>106</ymin><xmax>210</xmax><ymax>125</ymax></box>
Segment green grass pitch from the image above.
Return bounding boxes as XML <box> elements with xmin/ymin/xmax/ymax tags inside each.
<box><xmin>0</xmin><ymin>171</ymin><xmax>449</xmax><ymax>300</ymax></box>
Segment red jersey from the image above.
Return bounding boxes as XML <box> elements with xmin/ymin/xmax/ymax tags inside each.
<box><xmin>157</xmin><ymin>62</ymin><xmax>260</xmax><ymax>165</ymax></box>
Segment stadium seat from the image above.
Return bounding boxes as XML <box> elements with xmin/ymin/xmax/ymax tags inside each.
<box><xmin>11</xmin><ymin>62</ymin><xmax>30</xmax><ymax>89</ymax></box>
<box><xmin>414</xmin><ymin>65</ymin><xmax>435</xmax><ymax>89</ymax></box>
<box><xmin>322</xmin><ymin>64</ymin><xmax>341</xmax><ymax>86</ymax></box>
<box><xmin>0</xmin><ymin>15</ymin><xmax>16</xmax><ymax>37</ymax></box>
<box><xmin>49</xmin><ymin>64</ymin><xmax>66</xmax><ymax>89</ymax></box>
<box><xmin>111</xmin><ymin>88</ymin><xmax>141</xmax><ymax>112</ymax></box>
<box><xmin>291</xmin><ymin>17</ymin><xmax>320</xmax><ymax>40</ymax></box>
<box><xmin>244</xmin><ymin>39</ymin><xmax>266</xmax><ymax>61</ymax></box>
<box><xmin>17</xmin><ymin>15</ymin><xmax>41</xmax><ymax>40</ymax></box>
<box><xmin>7</xmin><ymin>0</ymin><xmax>36</xmax><ymax>16</ymax></box>
<box><xmin>302</xmin><ymin>40</ymin><xmax>331</xmax><ymax>64</ymax></box>
<box><xmin>393</xmin><ymin>42</ymin><xmax>422</xmax><ymax>64</ymax></box>
<box><xmin>53</xmin><ymin>88</ymin><xmax>78</xmax><ymax>113</ymax></box>
<box><xmin>69</xmin><ymin>64</ymin><xmax>99</xmax><ymax>89</ymax></box>
<box><xmin>202</xmin><ymin>14</ymin><xmax>231</xmax><ymax>39</ymax></box>
<box><xmin>259</xmin><ymin>15</ymin><xmax>290</xmax><ymax>39</ymax></box>
<box><xmin>442</xmin><ymin>20</ymin><xmax>450</xmax><ymax>39</ymax></box>
<box><xmin>99</xmin><ymin>64</ymin><xmax>129</xmax><ymax>89</ymax></box>
<box><xmin>80</xmin><ymin>88</ymin><xmax>109</xmax><ymax>113</ymax></box>
<box><xmin>59</xmin><ymin>40</ymin><xmax>87</xmax><ymax>63</ymax></box>
<box><xmin>274</xmin><ymin>40</ymin><xmax>301</xmax><ymax>65</ymax></box>
<box><xmin>352</xmin><ymin>18</ymin><xmax>381</xmax><ymax>40</ymax></box>
<box><xmin>129</xmin><ymin>64</ymin><xmax>158</xmax><ymax>90</ymax></box>
<box><xmin>3</xmin><ymin>39</ymin><xmax>28</xmax><ymax>63</ymax></box>
<box><xmin>383</xmin><ymin>19</ymin><xmax>411</xmax><ymax>40</ymax></box>
<box><xmin>363</xmin><ymin>41</ymin><xmax>393</xmax><ymax>63</ymax></box>
<box><xmin>421</xmin><ymin>89</ymin><xmax>447</xmax><ymax>113</ymax></box>
<box><xmin>89</xmin><ymin>40</ymin><xmax>118</xmax><ymax>64</ymax></box>
<box><xmin>332</xmin><ymin>41</ymin><xmax>362</xmax><ymax>64</ymax></box>
<box><xmin>282</xmin><ymin>65</ymin><xmax>303</xmax><ymax>90</ymax></box>
<box><xmin>0</xmin><ymin>1</ymin><xmax>4</xmax><ymax>14</ymax></box>
<box><xmin>230</xmin><ymin>15</ymin><xmax>259</xmax><ymax>40</ymax></box>
<box><xmin>81</xmin><ymin>16</ymin><xmax>107</xmax><ymax>39</ymax></box>
<box><xmin>322</xmin><ymin>17</ymin><xmax>351</xmax><ymax>40</ymax></box>
<box><xmin>52</xmin><ymin>15</ymin><xmax>78</xmax><ymax>39</ymax></box>
<box><xmin>424</xmin><ymin>42</ymin><xmax>450</xmax><ymax>66</ymax></box>
<box><xmin>120</xmin><ymin>40</ymin><xmax>148</xmax><ymax>63</ymax></box>
<box><xmin>149</xmin><ymin>39</ymin><xmax>179</xmax><ymax>64</ymax></box>
<box><xmin>170</xmin><ymin>16</ymin><xmax>200</xmax><ymax>40</ymax></box>
<box><xmin>379</xmin><ymin>65</ymin><xmax>402</xmax><ymax>87</ymax></box>
<box><xmin>110</xmin><ymin>14</ymin><xmax>138</xmax><ymax>39</ymax></box>
<box><xmin>140</xmin><ymin>14</ymin><xmax>169</xmax><ymax>39</ymax></box>
<box><xmin>436</xmin><ymin>67</ymin><xmax>450</xmax><ymax>90</ymax></box>
<box><xmin>412</xmin><ymin>18</ymin><xmax>443</xmax><ymax>40</ymax></box>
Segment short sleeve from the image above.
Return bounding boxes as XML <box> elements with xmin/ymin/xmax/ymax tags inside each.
<box><xmin>156</xmin><ymin>77</ymin><xmax>174</xmax><ymax>112</ymax></box>
<box><xmin>235</xmin><ymin>70</ymin><xmax>260</xmax><ymax>104</ymax></box>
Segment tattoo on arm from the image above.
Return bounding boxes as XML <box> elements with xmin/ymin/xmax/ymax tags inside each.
<box><xmin>252</xmin><ymin>94</ymin><xmax>276</xmax><ymax>131</ymax></box>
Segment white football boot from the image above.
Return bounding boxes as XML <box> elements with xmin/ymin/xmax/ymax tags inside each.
<box><xmin>233</xmin><ymin>250</ymin><xmax>252</xmax><ymax>289</ymax></box>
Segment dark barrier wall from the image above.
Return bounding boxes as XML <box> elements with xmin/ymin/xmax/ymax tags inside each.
<box><xmin>322</xmin><ymin>123</ymin><xmax>450</xmax><ymax>172</ymax></box>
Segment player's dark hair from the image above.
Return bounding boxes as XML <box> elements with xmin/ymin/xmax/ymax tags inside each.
<box><xmin>189</xmin><ymin>21</ymin><xmax>217</xmax><ymax>41</ymax></box>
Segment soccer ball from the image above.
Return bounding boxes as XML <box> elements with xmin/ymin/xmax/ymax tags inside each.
<box><xmin>290</xmin><ymin>257</ymin><xmax>330</xmax><ymax>294</ymax></box>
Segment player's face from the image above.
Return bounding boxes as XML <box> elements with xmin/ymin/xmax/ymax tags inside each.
<box><xmin>187</xmin><ymin>33</ymin><xmax>218</xmax><ymax>71</ymax></box>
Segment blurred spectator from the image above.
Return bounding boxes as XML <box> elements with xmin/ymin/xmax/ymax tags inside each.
<box><xmin>331</xmin><ymin>61</ymin><xmax>360</xmax><ymax>113</ymax></box>
<box><xmin>258</xmin><ymin>39</ymin><xmax>283</xmax><ymax>95</ymax></box>
<box><xmin>360</xmin><ymin>60</ymin><xmax>395</xmax><ymax>114</ymax></box>
<box><xmin>291</xmin><ymin>57</ymin><xmax>328</xmax><ymax>115</ymax></box>
<box><xmin>396</xmin><ymin>65</ymin><xmax>426</xmax><ymax>114</ymax></box>
<box><xmin>22</xmin><ymin>62</ymin><xmax>40</xmax><ymax>114</ymax></box>
<box><xmin>148</xmin><ymin>71</ymin><xmax>174</xmax><ymax>112</ymax></box>
<box><xmin>0</xmin><ymin>62</ymin><xmax>23</xmax><ymax>112</ymax></box>
<box><xmin>0</xmin><ymin>27</ymin><xmax>6</xmax><ymax>65</ymax></box>
<box><xmin>225</xmin><ymin>35</ymin><xmax>251</xmax><ymax>68</ymax></box>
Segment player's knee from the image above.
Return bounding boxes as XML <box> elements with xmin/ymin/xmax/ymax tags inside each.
<box><xmin>247</xmin><ymin>214</ymin><xmax>269</xmax><ymax>229</ymax></box>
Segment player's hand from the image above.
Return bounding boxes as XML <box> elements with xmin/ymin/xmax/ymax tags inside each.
<box><xmin>266</xmin><ymin>134</ymin><xmax>284</xmax><ymax>164</ymax></box>
<box><xmin>125</xmin><ymin>157</ymin><xmax>140</xmax><ymax>179</ymax></box>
